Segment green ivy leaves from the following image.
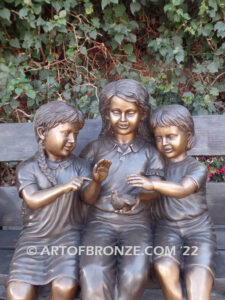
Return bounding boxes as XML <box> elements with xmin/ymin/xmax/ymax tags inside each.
<box><xmin>0</xmin><ymin>8</ymin><xmax>11</xmax><ymax>21</ymax></box>
<box><xmin>0</xmin><ymin>0</ymin><xmax>224</xmax><ymax>121</ymax></box>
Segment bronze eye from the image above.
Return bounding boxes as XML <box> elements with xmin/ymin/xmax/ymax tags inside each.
<box><xmin>127</xmin><ymin>111</ymin><xmax>136</xmax><ymax>116</ymax></box>
<box><xmin>112</xmin><ymin>110</ymin><xmax>120</xmax><ymax>115</ymax></box>
<box><xmin>168</xmin><ymin>134</ymin><xmax>176</xmax><ymax>139</ymax></box>
<box><xmin>155</xmin><ymin>136</ymin><xmax>162</xmax><ymax>142</ymax></box>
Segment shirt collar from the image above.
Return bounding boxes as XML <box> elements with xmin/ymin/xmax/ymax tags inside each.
<box><xmin>103</xmin><ymin>136</ymin><xmax>146</xmax><ymax>153</ymax></box>
<box><xmin>46</xmin><ymin>154</ymin><xmax>74</xmax><ymax>170</ymax></box>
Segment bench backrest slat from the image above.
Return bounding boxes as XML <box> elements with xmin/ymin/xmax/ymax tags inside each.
<box><xmin>188</xmin><ymin>115</ymin><xmax>225</xmax><ymax>156</ymax></box>
<box><xmin>0</xmin><ymin>116</ymin><xmax>225</xmax><ymax>161</ymax></box>
<box><xmin>0</xmin><ymin>119</ymin><xmax>102</xmax><ymax>162</ymax></box>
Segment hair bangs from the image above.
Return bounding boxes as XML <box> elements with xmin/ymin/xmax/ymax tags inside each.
<box><xmin>34</xmin><ymin>101</ymin><xmax>84</xmax><ymax>139</ymax></box>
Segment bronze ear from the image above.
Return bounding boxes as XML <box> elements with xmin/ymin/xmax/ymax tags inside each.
<box><xmin>186</xmin><ymin>132</ymin><xmax>193</xmax><ymax>150</ymax></box>
<box><xmin>36</xmin><ymin>127</ymin><xmax>46</xmax><ymax>140</ymax></box>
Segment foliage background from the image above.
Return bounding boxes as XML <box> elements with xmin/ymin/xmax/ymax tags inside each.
<box><xmin>0</xmin><ymin>0</ymin><xmax>225</xmax><ymax>123</ymax></box>
<box><xmin>0</xmin><ymin>0</ymin><xmax>225</xmax><ymax>182</ymax></box>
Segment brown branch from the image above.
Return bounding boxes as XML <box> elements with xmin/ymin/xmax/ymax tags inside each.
<box><xmin>26</xmin><ymin>59</ymin><xmax>67</xmax><ymax>72</ymax></box>
<box><xmin>15</xmin><ymin>109</ymin><xmax>32</xmax><ymax>119</ymax></box>
<box><xmin>40</xmin><ymin>47</ymin><xmax>46</xmax><ymax>63</ymax></box>
<box><xmin>211</xmin><ymin>72</ymin><xmax>225</xmax><ymax>86</ymax></box>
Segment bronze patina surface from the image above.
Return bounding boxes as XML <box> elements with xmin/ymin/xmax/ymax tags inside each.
<box><xmin>80</xmin><ymin>79</ymin><xmax>164</xmax><ymax>300</ymax></box>
<box><xmin>7</xmin><ymin>101</ymin><xmax>111</xmax><ymax>300</ymax></box>
<box><xmin>127</xmin><ymin>104</ymin><xmax>216</xmax><ymax>300</ymax></box>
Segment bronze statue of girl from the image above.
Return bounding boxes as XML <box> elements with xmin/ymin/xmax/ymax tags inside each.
<box><xmin>80</xmin><ymin>79</ymin><xmax>165</xmax><ymax>300</ymax></box>
<box><xmin>7</xmin><ymin>101</ymin><xmax>111</xmax><ymax>300</ymax></box>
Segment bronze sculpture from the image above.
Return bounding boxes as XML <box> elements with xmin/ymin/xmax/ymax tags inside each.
<box><xmin>127</xmin><ymin>104</ymin><xmax>216</xmax><ymax>300</ymax></box>
<box><xmin>7</xmin><ymin>101</ymin><xmax>111</xmax><ymax>300</ymax></box>
<box><xmin>79</xmin><ymin>79</ymin><xmax>165</xmax><ymax>300</ymax></box>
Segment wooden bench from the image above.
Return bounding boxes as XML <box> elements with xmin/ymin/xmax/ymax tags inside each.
<box><xmin>0</xmin><ymin>116</ymin><xmax>225</xmax><ymax>299</ymax></box>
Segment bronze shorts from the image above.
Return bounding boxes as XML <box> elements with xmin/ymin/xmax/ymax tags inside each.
<box><xmin>153</xmin><ymin>213</ymin><xmax>216</xmax><ymax>277</ymax></box>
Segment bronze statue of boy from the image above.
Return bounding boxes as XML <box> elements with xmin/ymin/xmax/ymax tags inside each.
<box><xmin>128</xmin><ymin>104</ymin><xmax>216</xmax><ymax>300</ymax></box>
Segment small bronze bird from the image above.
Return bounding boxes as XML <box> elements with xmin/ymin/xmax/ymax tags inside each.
<box><xmin>111</xmin><ymin>190</ymin><xmax>140</xmax><ymax>213</ymax></box>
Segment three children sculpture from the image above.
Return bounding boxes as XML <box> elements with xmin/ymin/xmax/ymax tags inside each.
<box><xmin>7</xmin><ymin>79</ymin><xmax>215</xmax><ymax>300</ymax></box>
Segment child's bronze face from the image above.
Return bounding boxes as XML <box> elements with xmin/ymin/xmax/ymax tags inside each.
<box><xmin>41</xmin><ymin>122</ymin><xmax>79</xmax><ymax>161</ymax></box>
<box><xmin>154</xmin><ymin>126</ymin><xmax>189</xmax><ymax>162</ymax></box>
<box><xmin>109</xmin><ymin>96</ymin><xmax>141</xmax><ymax>142</ymax></box>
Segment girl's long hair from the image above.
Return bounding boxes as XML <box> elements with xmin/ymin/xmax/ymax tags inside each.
<box><xmin>34</xmin><ymin>101</ymin><xmax>84</xmax><ymax>185</ymax></box>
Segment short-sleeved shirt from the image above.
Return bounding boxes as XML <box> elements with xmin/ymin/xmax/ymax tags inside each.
<box><xmin>9</xmin><ymin>153</ymin><xmax>92</xmax><ymax>285</ymax></box>
<box><xmin>154</xmin><ymin>156</ymin><xmax>208</xmax><ymax>222</ymax></box>
<box><xmin>17</xmin><ymin>153</ymin><xmax>92</xmax><ymax>237</ymax></box>
<box><xmin>80</xmin><ymin>136</ymin><xmax>165</xmax><ymax>214</ymax></box>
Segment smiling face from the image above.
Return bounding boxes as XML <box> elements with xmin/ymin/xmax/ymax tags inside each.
<box><xmin>38</xmin><ymin>122</ymin><xmax>79</xmax><ymax>161</ymax></box>
<box><xmin>109</xmin><ymin>96</ymin><xmax>141</xmax><ymax>143</ymax></box>
<box><xmin>154</xmin><ymin>126</ymin><xmax>189</xmax><ymax>162</ymax></box>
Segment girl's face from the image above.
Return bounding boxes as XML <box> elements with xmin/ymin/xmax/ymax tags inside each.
<box><xmin>39</xmin><ymin>122</ymin><xmax>79</xmax><ymax>161</ymax></box>
<box><xmin>109</xmin><ymin>96</ymin><xmax>141</xmax><ymax>142</ymax></box>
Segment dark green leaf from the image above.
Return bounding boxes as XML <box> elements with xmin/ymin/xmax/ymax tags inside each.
<box><xmin>52</xmin><ymin>1</ymin><xmax>62</xmax><ymax>13</ymax></box>
<box><xmin>92</xmin><ymin>17</ymin><xmax>100</xmax><ymax>29</ymax></box>
<box><xmin>208</xmin><ymin>0</ymin><xmax>217</xmax><ymax>10</ymax></box>
<box><xmin>59</xmin><ymin>10</ymin><xmax>67</xmax><ymax>18</ymax></box>
<box><xmin>26</xmin><ymin>90</ymin><xmax>36</xmax><ymax>99</ymax></box>
<box><xmin>22</xmin><ymin>32</ymin><xmax>34</xmax><ymax>48</ymax></box>
<box><xmin>128</xmin><ymin>53</ymin><xmax>136</xmax><ymax>62</ymax></box>
<box><xmin>19</xmin><ymin>8</ymin><xmax>28</xmax><ymax>18</ymax></box>
<box><xmin>130</xmin><ymin>2</ymin><xmax>141</xmax><ymax>15</ymax></box>
<box><xmin>209</xmin><ymin>87</ymin><xmax>219</xmax><ymax>96</ymax></box>
<box><xmin>27</xmin><ymin>98</ymin><xmax>35</xmax><ymax>107</ymax></box>
<box><xmin>9</xmin><ymin>38</ymin><xmax>20</xmax><ymax>48</ymax></box>
<box><xmin>214</xmin><ymin>22</ymin><xmax>225</xmax><ymax>34</ymax></box>
<box><xmin>10</xmin><ymin>99</ymin><xmax>19</xmax><ymax>108</ymax></box>
<box><xmin>80</xmin><ymin>46</ymin><xmax>87</xmax><ymax>55</ymax></box>
<box><xmin>207</xmin><ymin>62</ymin><xmax>219</xmax><ymax>73</ymax></box>
<box><xmin>33</xmin><ymin>4</ymin><xmax>42</xmax><ymax>15</ymax></box>
<box><xmin>63</xmin><ymin>91</ymin><xmax>71</xmax><ymax>100</ymax></box>
<box><xmin>127</xmin><ymin>33</ymin><xmax>137</xmax><ymax>43</ymax></box>
<box><xmin>0</xmin><ymin>8</ymin><xmax>11</xmax><ymax>21</ymax></box>
<box><xmin>36</xmin><ymin>17</ymin><xmax>46</xmax><ymax>26</ymax></box>
<box><xmin>172</xmin><ymin>0</ymin><xmax>182</xmax><ymax>6</ymax></box>
<box><xmin>0</xmin><ymin>65</ymin><xmax>8</xmax><ymax>76</ymax></box>
<box><xmin>123</xmin><ymin>44</ymin><xmax>133</xmax><ymax>55</ymax></box>
<box><xmin>15</xmin><ymin>88</ymin><xmax>23</xmax><ymax>95</ymax></box>
<box><xmin>114</xmin><ymin>4</ymin><xmax>126</xmax><ymax>17</ymax></box>
<box><xmin>89</xmin><ymin>30</ymin><xmax>97</xmax><ymax>40</ymax></box>
<box><xmin>102</xmin><ymin>0</ymin><xmax>110</xmax><ymax>10</ymax></box>
<box><xmin>115</xmin><ymin>33</ymin><xmax>124</xmax><ymax>44</ymax></box>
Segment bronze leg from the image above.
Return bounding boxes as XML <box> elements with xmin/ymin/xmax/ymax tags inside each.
<box><xmin>7</xmin><ymin>281</ymin><xmax>35</xmax><ymax>300</ymax></box>
<box><xmin>80</xmin><ymin>220</ymin><xmax>117</xmax><ymax>300</ymax></box>
<box><xmin>185</xmin><ymin>266</ymin><xmax>213</xmax><ymax>300</ymax></box>
<box><xmin>51</xmin><ymin>276</ymin><xmax>77</xmax><ymax>300</ymax></box>
<box><xmin>154</xmin><ymin>258</ymin><xmax>183</xmax><ymax>300</ymax></box>
<box><xmin>117</xmin><ymin>222</ymin><xmax>151</xmax><ymax>300</ymax></box>
<box><xmin>117</xmin><ymin>255</ymin><xmax>149</xmax><ymax>300</ymax></box>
